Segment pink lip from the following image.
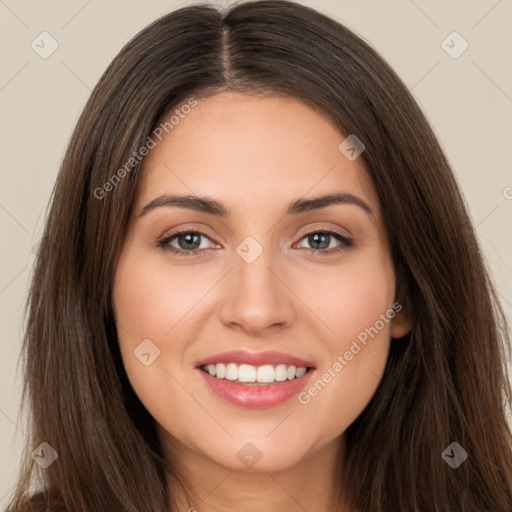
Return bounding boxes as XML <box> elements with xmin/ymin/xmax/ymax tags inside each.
<box><xmin>195</xmin><ymin>350</ymin><xmax>316</xmax><ymax>368</ymax></box>
<box><xmin>196</xmin><ymin>367</ymin><xmax>316</xmax><ymax>409</ymax></box>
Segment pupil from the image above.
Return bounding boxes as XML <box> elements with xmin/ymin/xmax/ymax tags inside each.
<box><xmin>309</xmin><ymin>233</ymin><xmax>329</xmax><ymax>249</ymax></box>
<box><xmin>179</xmin><ymin>233</ymin><xmax>200</xmax><ymax>250</ymax></box>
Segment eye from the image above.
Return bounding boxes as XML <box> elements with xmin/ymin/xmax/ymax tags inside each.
<box><xmin>158</xmin><ymin>230</ymin><xmax>216</xmax><ymax>256</ymax></box>
<box><xmin>294</xmin><ymin>230</ymin><xmax>353</xmax><ymax>256</ymax></box>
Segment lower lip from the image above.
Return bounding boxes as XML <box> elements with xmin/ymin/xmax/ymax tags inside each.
<box><xmin>196</xmin><ymin>368</ymin><xmax>316</xmax><ymax>409</ymax></box>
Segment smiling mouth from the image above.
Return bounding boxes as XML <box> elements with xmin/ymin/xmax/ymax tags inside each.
<box><xmin>199</xmin><ymin>363</ymin><xmax>314</xmax><ymax>385</ymax></box>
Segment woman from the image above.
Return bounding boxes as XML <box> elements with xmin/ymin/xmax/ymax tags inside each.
<box><xmin>8</xmin><ymin>1</ymin><xmax>512</xmax><ymax>511</ymax></box>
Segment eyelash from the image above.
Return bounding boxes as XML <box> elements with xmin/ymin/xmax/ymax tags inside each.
<box><xmin>157</xmin><ymin>228</ymin><xmax>353</xmax><ymax>258</ymax></box>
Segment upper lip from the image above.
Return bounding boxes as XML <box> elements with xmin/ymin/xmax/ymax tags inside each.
<box><xmin>195</xmin><ymin>350</ymin><xmax>316</xmax><ymax>368</ymax></box>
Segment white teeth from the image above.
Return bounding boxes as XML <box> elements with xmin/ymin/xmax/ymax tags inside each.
<box><xmin>201</xmin><ymin>362</ymin><xmax>309</xmax><ymax>383</ymax></box>
<box><xmin>225</xmin><ymin>363</ymin><xmax>238</xmax><ymax>381</ymax></box>
<box><xmin>275</xmin><ymin>364</ymin><xmax>288</xmax><ymax>382</ymax></box>
<box><xmin>256</xmin><ymin>364</ymin><xmax>275</xmax><ymax>383</ymax></box>
<box><xmin>295</xmin><ymin>367</ymin><xmax>307</xmax><ymax>378</ymax></box>
<box><xmin>238</xmin><ymin>364</ymin><xmax>256</xmax><ymax>382</ymax></box>
<box><xmin>287</xmin><ymin>365</ymin><xmax>297</xmax><ymax>380</ymax></box>
<box><xmin>216</xmin><ymin>363</ymin><xmax>226</xmax><ymax>378</ymax></box>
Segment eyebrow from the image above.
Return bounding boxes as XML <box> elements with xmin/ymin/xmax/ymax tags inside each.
<box><xmin>138</xmin><ymin>192</ymin><xmax>373</xmax><ymax>218</ymax></box>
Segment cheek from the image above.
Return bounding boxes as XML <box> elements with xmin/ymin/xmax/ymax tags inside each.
<box><xmin>295</xmin><ymin>248</ymin><xmax>395</xmax><ymax>433</ymax></box>
<box><xmin>296</xmin><ymin>245</ymin><xmax>396</xmax><ymax>343</ymax></box>
<box><xmin>113</xmin><ymin>253</ymin><xmax>212</xmax><ymax>346</ymax></box>
<box><xmin>111</xmin><ymin>254</ymin><xmax>211</xmax><ymax>415</ymax></box>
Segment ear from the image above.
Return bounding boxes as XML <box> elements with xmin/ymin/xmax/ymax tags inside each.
<box><xmin>390</xmin><ymin>306</ymin><xmax>413</xmax><ymax>339</ymax></box>
<box><xmin>390</xmin><ymin>281</ymin><xmax>413</xmax><ymax>339</ymax></box>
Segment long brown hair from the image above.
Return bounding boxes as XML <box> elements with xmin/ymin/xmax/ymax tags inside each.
<box><xmin>8</xmin><ymin>1</ymin><xmax>512</xmax><ymax>511</ymax></box>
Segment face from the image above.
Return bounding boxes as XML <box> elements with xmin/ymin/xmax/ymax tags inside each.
<box><xmin>112</xmin><ymin>92</ymin><xmax>411</xmax><ymax>474</ymax></box>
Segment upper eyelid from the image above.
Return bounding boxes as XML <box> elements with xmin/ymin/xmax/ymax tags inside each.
<box><xmin>295</xmin><ymin>226</ymin><xmax>349</xmax><ymax>241</ymax></box>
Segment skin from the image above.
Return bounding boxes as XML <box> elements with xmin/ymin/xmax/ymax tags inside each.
<box><xmin>112</xmin><ymin>91</ymin><xmax>412</xmax><ymax>512</ymax></box>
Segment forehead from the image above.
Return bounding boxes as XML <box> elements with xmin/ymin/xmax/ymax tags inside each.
<box><xmin>134</xmin><ymin>92</ymin><xmax>379</xmax><ymax>218</ymax></box>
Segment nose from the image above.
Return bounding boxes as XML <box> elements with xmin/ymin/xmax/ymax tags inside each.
<box><xmin>218</xmin><ymin>243</ymin><xmax>296</xmax><ymax>336</ymax></box>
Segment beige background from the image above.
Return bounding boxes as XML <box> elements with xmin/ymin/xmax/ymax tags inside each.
<box><xmin>1</xmin><ymin>0</ymin><xmax>511</xmax><ymax>505</ymax></box>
